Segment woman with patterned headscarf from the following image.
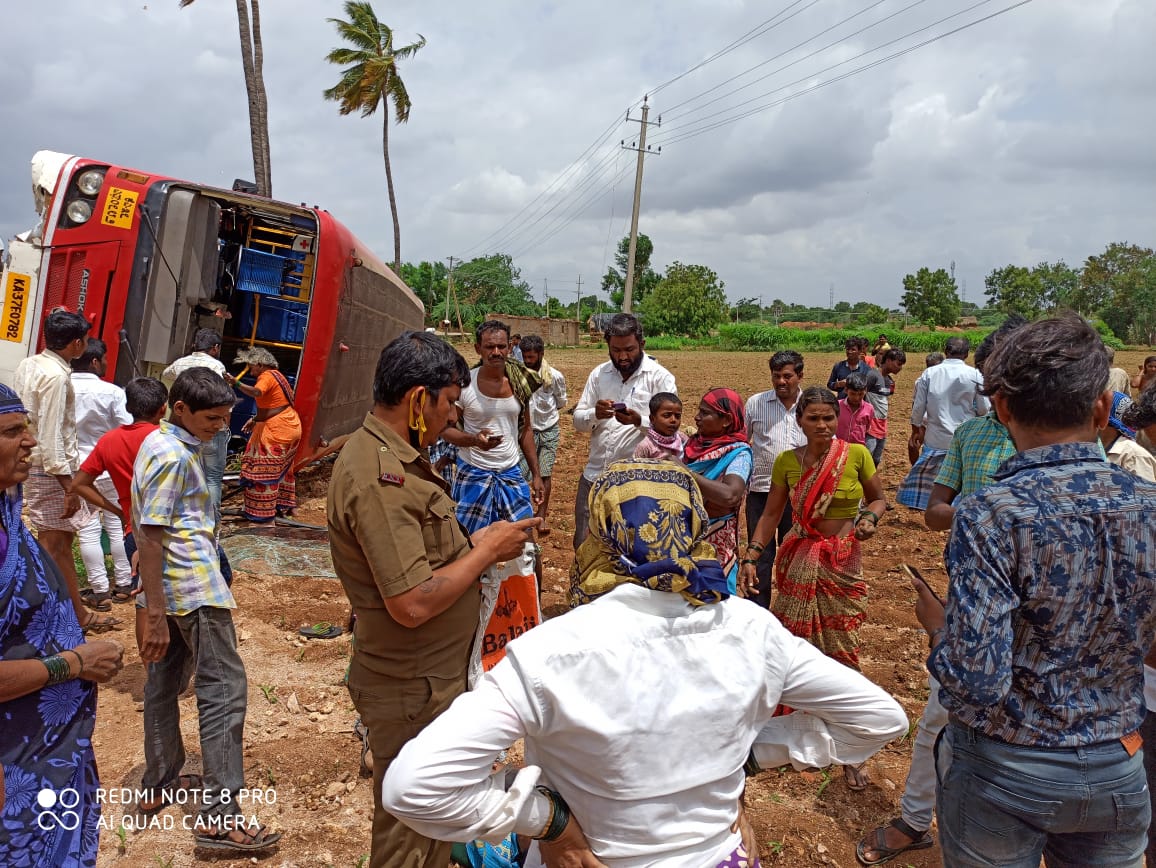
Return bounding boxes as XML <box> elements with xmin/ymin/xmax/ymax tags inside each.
<box><xmin>683</xmin><ymin>388</ymin><xmax>753</xmax><ymax>595</ymax></box>
<box><xmin>380</xmin><ymin>460</ymin><xmax>907</xmax><ymax>866</ymax></box>
<box><xmin>0</xmin><ymin>383</ymin><xmax>124</xmax><ymax>865</ymax></box>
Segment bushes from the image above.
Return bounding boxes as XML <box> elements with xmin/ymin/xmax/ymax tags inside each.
<box><xmin>716</xmin><ymin>323</ymin><xmax>991</xmax><ymax>354</ymax></box>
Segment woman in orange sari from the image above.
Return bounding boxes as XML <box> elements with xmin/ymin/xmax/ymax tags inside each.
<box><xmin>230</xmin><ymin>347</ymin><xmax>302</xmax><ymax>522</ymax></box>
<box><xmin>739</xmin><ymin>386</ymin><xmax>886</xmax><ymax>790</ymax></box>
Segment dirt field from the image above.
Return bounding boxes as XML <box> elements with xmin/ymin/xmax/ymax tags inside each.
<box><xmin>87</xmin><ymin>347</ymin><xmax>1155</xmax><ymax>867</ymax></box>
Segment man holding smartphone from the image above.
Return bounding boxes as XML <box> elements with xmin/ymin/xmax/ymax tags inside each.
<box><xmin>572</xmin><ymin>313</ymin><xmax>676</xmax><ymax>548</ymax></box>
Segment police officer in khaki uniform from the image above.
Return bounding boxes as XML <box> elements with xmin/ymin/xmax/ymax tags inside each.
<box><xmin>328</xmin><ymin>331</ymin><xmax>538</xmax><ymax>868</ymax></box>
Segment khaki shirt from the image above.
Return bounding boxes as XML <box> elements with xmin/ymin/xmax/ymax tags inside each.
<box><xmin>328</xmin><ymin>412</ymin><xmax>475</xmax><ymax>680</ymax></box>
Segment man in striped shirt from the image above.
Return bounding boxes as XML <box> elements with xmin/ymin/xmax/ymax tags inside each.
<box><xmin>743</xmin><ymin>350</ymin><xmax>807</xmax><ymax>607</ymax></box>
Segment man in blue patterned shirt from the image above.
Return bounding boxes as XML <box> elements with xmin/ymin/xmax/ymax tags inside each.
<box><xmin>912</xmin><ymin>314</ymin><xmax>1156</xmax><ymax>867</ymax></box>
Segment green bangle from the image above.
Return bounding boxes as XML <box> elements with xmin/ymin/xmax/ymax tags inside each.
<box><xmin>857</xmin><ymin>510</ymin><xmax>879</xmax><ymax>525</ymax></box>
<box><xmin>534</xmin><ymin>786</ymin><xmax>571</xmax><ymax>841</ymax></box>
<box><xmin>747</xmin><ymin>541</ymin><xmax>766</xmax><ymax>553</ymax></box>
<box><xmin>740</xmin><ymin>559</ymin><xmax>759</xmax><ymax>566</ymax></box>
<box><xmin>41</xmin><ymin>654</ymin><xmax>71</xmax><ymax>686</ymax></box>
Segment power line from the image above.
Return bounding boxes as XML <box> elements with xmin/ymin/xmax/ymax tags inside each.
<box><xmin>652</xmin><ymin>0</ymin><xmax>1031</xmax><ymax>147</ymax></box>
<box><xmin>647</xmin><ymin>0</ymin><xmax>824</xmax><ymax>98</ymax></box>
<box><xmin>660</xmin><ymin>0</ymin><xmax>919</xmax><ymax>121</ymax></box>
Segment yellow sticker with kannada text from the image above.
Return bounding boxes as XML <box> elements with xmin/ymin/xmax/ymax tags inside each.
<box><xmin>101</xmin><ymin>186</ymin><xmax>138</xmax><ymax>229</ymax></box>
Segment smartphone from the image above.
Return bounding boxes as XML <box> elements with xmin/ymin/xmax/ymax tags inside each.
<box><xmin>611</xmin><ymin>402</ymin><xmax>628</xmax><ymax>411</ymax></box>
<box><xmin>901</xmin><ymin>564</ymin><xmax>945</xmax><ymax>606</ymax></box>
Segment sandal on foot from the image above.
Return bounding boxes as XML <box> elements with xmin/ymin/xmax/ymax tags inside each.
<box><xmin>81</xmin><ymin>589</ymin><xmax>112</xmax><ymax>611</ymax></box>
<box><xmin>111</xmin><ymin>584</ymin><xmax>136</xmax><ymax>603</ymax></box>
<box><xmin>81</xmin><ymin>611</ymin><xmax>122</xmax><ymax>634</ymax></box>
<box><xmin>194</xmin><ymin>823</ymin><xmax>282</xmax><ymax>852</ymax></box>
<box><xmin>844</xmin><ymin>763</ymin><xmax>871</xmax><ymax>791</ymax></box>
<box><xmin>298</xmin><ymin>622</ymin><xmax>342</xmax><ymax>640</ymax></box>
<box><xmin>855</xmin><ymin>817</ymin><xmax>933</xmax><ymax>866</ymax></box>
<box><xmin>138</xmin><ymin>773</ymin><xmax>204</xmax><ymax>816</ymax></box>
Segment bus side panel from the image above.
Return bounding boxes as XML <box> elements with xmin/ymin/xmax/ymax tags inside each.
<box><xmin>297</xmin><ymin>216</ymin><xmax>422</xmax><ymax>452</ymax></box>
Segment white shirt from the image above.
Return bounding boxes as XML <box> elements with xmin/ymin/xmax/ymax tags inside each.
<box><xmin>529</xmin><ymin>366</ymin><xmax>567</xmax><ymax>432</ymax></box>
<box><xmin>160</xmin><ymin>350</ymin><xmax>227</xmax><ymax>390</ymax></box>
<box><xmin>1107</xmin><ymin>436</ymin><xmax>1156</xmax><ymax>483</ymax></box>
<box><xmin>71</xmin><ymin>373</ymin><xmax>131</xmax><ymax>464</ymax></box>
<box><xmin>745</xmin><ymin>389</ymin><xmax>806</xmax><ymax>492</ymax></box>
<box><xmin>909</xmin><ymin>358</ymin><xmax>988</xmax><ymax>450</ymax></box>
<box><xmin>13</xmin><ymin>350</ymin><xmax>78</xmax><ymax>475</ymax></box>
<box><xmin>458</xmin><ymin>368</ymin><xmax>521</xmax><ymax>471</ymax></box>
<box><xmin>573</xmin><ymin>356</ymin><xmax>676</xmax><ymax>481</ymax></box>
<box><xmin>383</xmin><ymin>584</ymin><xmax>908</xmax><ymax>867</ymax></box>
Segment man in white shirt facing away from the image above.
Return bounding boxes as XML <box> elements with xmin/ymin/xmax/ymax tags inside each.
<box><xmin>743</xmin><ymin>350</ymin><xmax>807</xmax><ymax>607</ymax></box>
<box><xmin>897</xmin><ymin>336</ymin><xmax>987</xmax><ymax>510</ymax></box>
<box><xmin>571</xmin><ymin>314</ymin><xmax>676</xmax><ymax>548</ymax></box>
<box><xmin>71</xmin><ymin>338</ymin><xmax>133</xmax><ymax>608</ymax></box>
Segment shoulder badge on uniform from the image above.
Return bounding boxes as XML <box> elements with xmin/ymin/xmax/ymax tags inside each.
<box><xmin>379</xmin><ymin>472</ymin><xmax>405</xmax><ymax>486</ymax></box>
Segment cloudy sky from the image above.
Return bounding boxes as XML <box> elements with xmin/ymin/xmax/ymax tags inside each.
<box><xmin>2</xmin><ymin>0</ymin><xmax>1154</xmax><ymax>310</ymax></box>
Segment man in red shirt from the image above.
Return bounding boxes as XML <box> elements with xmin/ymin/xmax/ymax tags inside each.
<box><xmin>72</xmin><ymin>377</ymin><xmax>168</xmax><ymax>591</ymax></box>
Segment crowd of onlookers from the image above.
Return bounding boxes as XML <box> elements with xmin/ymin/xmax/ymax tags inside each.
<box><xmin>6</xmin><ymin>309</ymin><xmax>1156</xmax><ymax>868</ymax></box>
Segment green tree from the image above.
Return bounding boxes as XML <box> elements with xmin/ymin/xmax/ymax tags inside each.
<box><xmin>430</xmin><ymin>254</ymin><xmax>538</xmax><ymax>330</ymax></box>
<box><xmin>603</xmin><ymin>234</ymin><xmax>660</xmax><ymax>308</ymax></box>
<box><xmin>399</xmin><ymin>260</ymin><xmax>447</xmax><ymax>316</ymax></box>
<box><xmin>984</xmin><ymin>264</ymin><xmax>1046</xmax><ymax>319</ymax></box>
<box><xmin>901</xmin><ymin>267</ymin><xmax>960</xmax><ymax>328</ymax></box>
<box><xmin>1095</xmin><ymin>247</ymin><xmax>1156</xmax><ymax>344</ymax></box>
<box><xmin>324</xmin><ymin>1</ymin><xmax>425</xmax><ymax>273</ymax></box>
<box><xmin>1033</xmin><ymin>260</ymin><xmax>1080</xmax><ymax>311</ymax></box>
<box><xmin>180</xmin><ymin>0</ymin><xmax>272</xmax><ymax>196</ymax></box>
<box><xmin>1077</xmin><ymin>242</ymin><xmax>1154</xmax><ymax>318</ymax></box>
<box><xmin>639</xmin><ymin>262</ymin><xmax>727</xmax><ymax>337</ymax></box>
<box><xmin>851</xmin><ymin>301</ymin><xmax>889</xmax><ymax>324</ymax></box>
<box><xmin>731</xmin><ymin>297</ymin><xmax>762</xmax><ymax>322</ymax></box>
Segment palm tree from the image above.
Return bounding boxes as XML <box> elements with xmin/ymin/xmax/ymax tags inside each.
<box><xmin>179</xmin><ymin>0</ymin><xmax>273</xmax><ymax>197</ymax></box>
<box><xmin>324</xmin><ymin>1</ymin><xmax>425</xmax><ymax>273</ymax></box>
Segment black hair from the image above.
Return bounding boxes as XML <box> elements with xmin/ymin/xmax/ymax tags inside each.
<box><xmin>649</xmin><ymin>391</ymin><xmax>682</xmax><ymax>415</ymax></box>
<box><xmin>769</xmin><ymin>350</ymin><xmax>804</xmax><ymax>375</ymax></box>
<box><xmin>795</xmin><ymin>386</ymin><xmax>839</xmax><ymax>420</ymax></box>
<box><xmin>511</xmin><ymin>333</ymin><xmax>521</xmax><ymax>340</ymax></box>
<box><xmin>1124</xmin><ymin>384</ymin><xmax>1156</xmax><ymax>431</ymax></box>
<box><xmin>192</xmin><ymin>328</ymin><xmax>222</xmax><ymax>352</ymax></box>
<box><xmin>883</xmin><ymin>348</ymin><xmax>907</xmax><ymax>365</ymax></box>
<box><xmin>845</xmin><ymin>372</ymin><xmax>868</xmax><ymax>393</ymax></box>
<box><xmin>474</xmin><ymin>319</ymin><xmax>510</xmax><ymax>344</ymax></box>
<box><xmin>43</xmin><ymin>309</ymin><xmax>91</xmax><ymax>350</ymax></box>
<box><xmin>982</xmin><ymin>314</ymin><xmax>1108</xmax><ymax>431</ymax></box>
<box><xmin>1146</xmin><ymin>355</ymin><xmax>1156</xmax><ymax>366</ymax></box>
<box><xmin>169</xmin><ymin>367</ymin><xmax>236</xmax><ymax>412</ymax></box>
<box><xmin>925</xmin><ymin>351</ymin><xmax>945</xmax><ymax>366</ymax></box>
<box><xmin>519</xmin><ymin>334</ymin><xmax>544</xmax><ymax>355</ymax></box>
<box><xmin>944</xmin><ymin>336</ymin><xmax>970</xmax><ymax>358</ymax></box>
<box><xmin>70</xmin><ymin>337</ymin><xmax>107</xmax><ymax>372</ymax></box>
<box><xmin>843</xmin><ymin>338</ymin><xmax>859</xmax><ymax>351</ymax></box>
<box><xmin>604</xmin><ymin>313</ymin><xmax>644</xmax><ymax>342</ymax></box>
<box><xmin>125</xmin><ymin>377</ymin><xmax>168</xmax><ymax>419</ymax></box>
<box><xmin>974</xmin><ymin>315</ymin><xmax>1028</xmax><ymax>372</ymax></box>
<box><xmin>374</xmin><ymin>331</ymin><xmax>471</xmax><ymax>407</ymax></box>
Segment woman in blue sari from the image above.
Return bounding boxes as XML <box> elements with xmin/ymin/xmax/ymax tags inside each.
<box><xmin>0</xmin><ymin>384</ymin><xmax>124</xmax><ymax>867</ymax></box>
<box><xmin>684</xmin><ymin>388</ymin><xmax>753</xmax><ymax>595</ymax></box>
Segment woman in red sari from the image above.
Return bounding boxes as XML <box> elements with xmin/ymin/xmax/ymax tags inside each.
<box><xmin>230</xmin><ymin>348</ymin><xmax>302</xmax><ymax>522</ymax></box>
<box><xmin>739</xmin><ymin>386</ymin><xmax>886</xmax><ymax>790</ymax></box>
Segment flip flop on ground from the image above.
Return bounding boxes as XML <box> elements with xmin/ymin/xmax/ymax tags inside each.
<box><xmin>138</xmin><ymin>773</ymin><xmax>204</xmax><ymax>816</ymax></box>
<box><xmin>843</xmin><ymin>763</ymin><xmax>871</xmax><ymax>791</ymax></box>
<box><xmin>81</xmin><ymin>611</ymin><xmax>121</xmax><ymax>634</ymax></box>
<box><xmin>195</xmin><ymin>824</ymin><xmax>282</xmax><ymax>852</ymax></box>
<box><xmin>298</xmin><ymin>622</ymin><xmax>343</xmax><ymax>640</ymax></box>
<box><xmin>856</xmin><ymin>817</ymin><xmax>933</xmax><ymax>865</ymax></box>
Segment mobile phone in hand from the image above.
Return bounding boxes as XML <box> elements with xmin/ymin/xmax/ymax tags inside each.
<box><xmin>901</xmin><ymin>564</ymin><xmax>945</xmax><ymax>606</ymax></box>
<box><xmin>611</xmin><ymin>402</ymin><xmax>628</xmax><ymax>411</ymax></box>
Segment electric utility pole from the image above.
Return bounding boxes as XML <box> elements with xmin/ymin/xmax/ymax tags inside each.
<box><xmin>444</xmin><ymin>256</ymin><xmax>456</xmax><ymax>337</ymax></box>
<box><xmin>575</xmin><ymin>274</ymin><xmax>583</xmax><ymax>325</ymax></box>
<box><xmin>622</xmin><ymin>96</ymin><xmax>660</xmax><ymax>313</ymax></box>
<box><xmin>544</xmin><ymin>277</ymin><xmax>549</xmax><ymax>318</ymax></box>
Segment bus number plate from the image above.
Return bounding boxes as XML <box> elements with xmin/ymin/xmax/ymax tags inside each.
<box><xmin>101</xmin><ymin>186</ymin><xmax>138</xmax><ymax>229</ymax></box>
<box><xmin>2</xmin><ymin>271</ymin><xmax>31</xmax><ymax>343</ymax></box>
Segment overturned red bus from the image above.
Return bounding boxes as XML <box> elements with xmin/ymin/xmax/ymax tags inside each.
<box><xmin>0</xmin><ymin>151</ymin><xmax>424</xmax><ymax>460</ymax></box>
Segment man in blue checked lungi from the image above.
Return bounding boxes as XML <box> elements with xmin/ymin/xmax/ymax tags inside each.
<box><xmin>442</xmin><ymin>320</ymin><xmax>544</xmax><ymax>534</ymax></box>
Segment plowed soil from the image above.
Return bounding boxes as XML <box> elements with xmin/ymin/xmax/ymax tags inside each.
<box><xmin>88</xmin><ymin>347</ymin><xmax>1153</xmax><ymax>867</ymax></box>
